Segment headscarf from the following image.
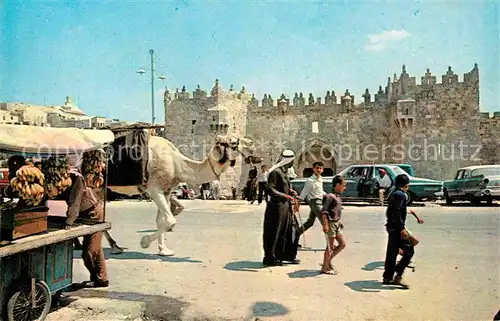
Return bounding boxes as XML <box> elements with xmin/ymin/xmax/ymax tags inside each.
<box><xmin>287</xmin><ymin>166</ymin><xmax>298</xmax><ymax>179</ymax></box>
<box><xmin>268</xmin><ymin>149</ymin><xmax>295</xmax><ymax>174</ymax></box>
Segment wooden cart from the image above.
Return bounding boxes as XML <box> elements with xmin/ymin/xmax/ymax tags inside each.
<box><xmin>0</xmin><ymin>124</ymin><xmax>115</xmax><ymax>321</ymax></box>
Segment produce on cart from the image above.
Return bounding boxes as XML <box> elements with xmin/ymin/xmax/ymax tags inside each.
<box><xmin>0</xmin><ymin>124</ymin><xmax>114</xmax><ymax>321</ymax></box>
<box><xmin>10</xmin><ymin>165</ymin><xmax>46</xmax><ymax>206</ymax></box>
<box><xmin>41</xmin><ymin>156</ymin><xmax>72</xmax><ymax>198</ymax></box>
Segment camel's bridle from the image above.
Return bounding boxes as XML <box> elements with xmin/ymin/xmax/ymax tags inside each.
<box><xmin>209</xmin><ymin>138</ymin><xmax>249</xmax><ymax>178</ymax></box>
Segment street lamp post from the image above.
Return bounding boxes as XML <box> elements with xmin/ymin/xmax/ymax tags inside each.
<box><xmin>149</xmin><ymin>49</ymin><xmax>155</xmax><ymax>125</ymax></box>
<box><xmin>137</xmin><ymin>49</ymin><xmax>167</xmax><ymax>125</ymax></box>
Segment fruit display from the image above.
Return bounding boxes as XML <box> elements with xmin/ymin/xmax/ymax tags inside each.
<box><xmin>10</xmin><ymin>165</ymin><xmax>45</xmax><ymax>206</ymax></box>
<box><xmin>81</xmin><ymin>150</ymin><xmax>106</xmax><ymax>188</ymax></box>
<box><xmin>42</xmin><ymin>157</ymin><xmax>73</xmax><ymax>198</ymax></box>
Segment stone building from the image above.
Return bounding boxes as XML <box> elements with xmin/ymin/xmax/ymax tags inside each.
<box><xmin>0</xmin><ymin>96</ymin><xmax>128</xmax><ymax>129</ymax></box>
<box><xmin>164</xmin><ymin>63</ymin><xmax>499</xmax><ymax>196</ymax></box>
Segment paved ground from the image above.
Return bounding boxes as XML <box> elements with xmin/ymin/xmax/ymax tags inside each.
<box><xmin>46</xmin><ymin>200</ymin><xmax>499</xmax><ymax>321</ymax></box>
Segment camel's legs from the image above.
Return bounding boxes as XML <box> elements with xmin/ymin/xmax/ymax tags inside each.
<box><xmin>103</xmin><ymin>230</ymin><xmax>124</xmax><ymax>254</ymax></box>
<box><xmin>73</xmin><ymin>230</ymin><xmax>124</xmax><ymax>254</ymax></box>
<box><xmin>140</xmin><ymin>187</ymin><xmax>176</xmax><ymax>256</ymax></box>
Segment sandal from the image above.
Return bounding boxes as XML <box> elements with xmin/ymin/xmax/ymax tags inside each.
<box><xmin>320</xmin><ymin>269</ymin><xmax>338</xmax><ymax>275</ymax></box>
<box><xmin>319</xmin><ymin>263</ymin><xmax>335</xmax><ymax>270</ymax></box>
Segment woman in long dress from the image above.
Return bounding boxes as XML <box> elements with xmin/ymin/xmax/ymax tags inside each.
<box><xmin>262</xmin><ymin>150</ymin><xmax>300</xmax><ymax>266</ymax></box>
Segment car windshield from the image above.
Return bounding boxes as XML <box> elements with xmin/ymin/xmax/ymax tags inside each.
<box><xmin>471</xmin><ymin>167</ymin><xmax>500</xmax><ymax>177</ymax></box>
<box><xmin>390</xmin><ymin>166</ymin><xmax>414</xmax><ymax>178</ymax></box>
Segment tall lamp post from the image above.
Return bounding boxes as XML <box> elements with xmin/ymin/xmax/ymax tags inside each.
<box><xmin>136</xmin><ymin>49</ymin><xmax>166</xmax><ymax>125</ymax></box>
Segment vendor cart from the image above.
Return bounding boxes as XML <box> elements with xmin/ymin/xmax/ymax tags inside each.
<box><xmin>0</xmin><ymin>124</ymin><xmax>115</xmax><ymax>321</ymax></box>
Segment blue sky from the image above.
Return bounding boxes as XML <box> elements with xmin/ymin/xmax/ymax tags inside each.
<box><xmin>1</xmin><ymin>1</ymin><xmax>498</xmax><ymax>122</ymax></box>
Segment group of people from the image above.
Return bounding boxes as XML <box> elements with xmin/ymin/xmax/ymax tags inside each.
<box><xmin>244</xmin><ymin>165</ymin><xmax>269</xmax><ymax>204</ymax></box>
<box><xmin>200</xmin><ymin>180</ymin><xmax>221</xmax><ymax>200</ymax></box>
<box><xmin>245</xmin><ymin>163</ymin><xmax>298</xmax><ymax>205</ymax></box>
<box><xmin>261</xmin><ymin>150</ymin><xmax>423</xmax><ymax>288</ymax></box>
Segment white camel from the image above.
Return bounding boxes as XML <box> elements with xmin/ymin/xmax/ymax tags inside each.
<box><xmin>107</xmin><ymin>134</ymin><xmax>255</xmax><ymax>256</ymax></box>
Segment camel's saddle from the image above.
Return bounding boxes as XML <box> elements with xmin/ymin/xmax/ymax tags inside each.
<box><xmin>104</xmin><ymin>123</ymin><xmax>157</xmax><ymax>186</ymax></box>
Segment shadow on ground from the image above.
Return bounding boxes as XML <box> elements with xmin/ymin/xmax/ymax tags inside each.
<box><xmin>345</xmin><ymin>280</ymin><xmax>400</xmax><ymax>292</ymax></box>
<box><xmin>287</xmin><ymin>269</ymin><xmax>321</xmax><ymax>279</ymax></box>
<box><xmin>439</xmin><ymin>202</ymin><xmax>498</xmax><ymax>207</ymax></box>
<box><xmin>136</xmin><ymin>229</ymin><xmax>158</xmax><ymax>233</ymax></box>
<box><xmin>52</xmin><ymin>284</ymin><xmax>236</xmax><ymax>321</ymax></box>
<box><xmin>223</xmin><ymin>260</ymin><xmax>270</xmax><ymax>272</ymax></box>
<box><xmin>297</xmin><ymin>247</ymin><xmax>323</xmax><ymax>252</ymax></box>
<box><xmin>55</xmin><ymin>288</ymin><xmax>191</xmax><ymax>320</ymax></box>
<box><xmin>72</xmin><ymin>248</ymin><xmax>202</xmax><ymax>264</ymax></box>
<box><xmin>342</xmin><ymin>202</ymin><xmax>426</xmax><ymax>207</ymax></box>
<box><xmin>251</xmin><ymin>301</ymin><xmax>290</xmax><ymax>317</ymax></box>
<box><xmin>362</xmin><ymin>261</ymin><xmax>385</xmax><ymax>271</ymax></box>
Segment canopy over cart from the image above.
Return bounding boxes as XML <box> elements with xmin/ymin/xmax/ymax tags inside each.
<box><xmin>0</xmin><ymin>124</ymin><xmax>115</xmax><ymax>155</ymax></box>
<box><xmin>0</xmin><ymin>124</ymin><xmax>115</xmax><ymax>321</ymax></box>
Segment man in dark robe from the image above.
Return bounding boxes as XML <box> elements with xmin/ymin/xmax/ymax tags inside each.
<box><xmin>246</xmin><ymin>166</ymin><xmax>258</xmax><ymax>202</ymax></box>
<box><xmin>262</xmin><ymin>150</ymin><xmax>300</xmax><ymax>266</ymax></box>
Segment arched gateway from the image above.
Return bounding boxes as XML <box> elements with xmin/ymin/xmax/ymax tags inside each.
<box><xmin>295</xmin><ymin>143</ymin><xmax>336</xmax><ymax>178</ymax></box>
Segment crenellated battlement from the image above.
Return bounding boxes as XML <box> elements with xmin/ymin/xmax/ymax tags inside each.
<box><xmin>163</xmin><ymin>79</ymin><xmax>251</xmax><ymax>105</ymax></box>
<box><xmin>164</xmin><ymin>64</ymin><xmax>479</xmax><ymax>116</ymax></box>
<box><xmin>387</xmin><ymin>64</ymin><xmax>479</xmax><ymax>102</ymax></box>
<box><xmin>480</xmin><ymin>112</ymin><xmax>500</xmax><ymax>121</ymax></box>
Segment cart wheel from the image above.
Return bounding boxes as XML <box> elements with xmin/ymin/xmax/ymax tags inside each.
<box><xmin>7</xmin><ymin>280</ymin><xmax>51</xmax><ymax>321</ymax></box>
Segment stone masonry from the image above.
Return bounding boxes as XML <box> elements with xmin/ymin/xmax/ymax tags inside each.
<box><xmin>164</xmin><ymin>64</ymin><xmax>499</xmax><ymax>197</ymax></box>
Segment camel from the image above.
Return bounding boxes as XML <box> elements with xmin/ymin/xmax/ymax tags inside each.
<box><xmin>105</xmin><ymin>133</ymin><xmax>255</xmax><ymax>256</ymax></box>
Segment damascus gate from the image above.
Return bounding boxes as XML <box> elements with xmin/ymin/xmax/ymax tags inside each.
<box><xmin>163</xmin><ymin>64</ymin><xmax>500</xmax><ymax>196</ymax></box>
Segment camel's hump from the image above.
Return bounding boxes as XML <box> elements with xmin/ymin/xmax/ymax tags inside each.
<box><xmin>149</xmin><ymin>135</ymin><xmax>181</xmax><ymax>152</ymax></box>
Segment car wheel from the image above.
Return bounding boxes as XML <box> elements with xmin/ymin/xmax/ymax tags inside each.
<box><xmin>444</xmin><ymin>191</ymin><xmax>453</xmax><ymax>206</ymax></box>
<box><xmin>407</xmin><ymin>192</ymin><xmax>415</xmax><ymax>206</ymax></box>
<box><xmin>470</xmin><ymin>196</ymin><xmax>481</xmax><ymax>206</ymax></box>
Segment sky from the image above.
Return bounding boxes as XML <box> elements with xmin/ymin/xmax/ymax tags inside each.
<box><xmin>1</xmin><ymin>1</ymin><xmax>499</xmax><ymax>123</ymax></box>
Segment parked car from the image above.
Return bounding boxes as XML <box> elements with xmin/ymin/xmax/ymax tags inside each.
<box><xmin>392</xmin><ymin>164</ymin><xmax>415</xmax><ymax>177</ymax></box>
<box><xmin>443</xmin><ymin>165</ymin><xmax>500</xmax><ymax>206</ymax></box>
<box><xmin>291</xmin><ymin>164</ymin><xmax>442</xmax><ymax>205</ymax></box>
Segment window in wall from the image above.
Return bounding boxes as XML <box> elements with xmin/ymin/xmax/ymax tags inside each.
<box><xmin>312</xmin><ymin>121</ymin><xmax>319</xmax><ymax>133</ymax></box>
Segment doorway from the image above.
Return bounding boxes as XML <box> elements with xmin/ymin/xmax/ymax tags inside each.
<box><xmin>297</xmin><ymin>144</ymin><xmax>336</xmax><ymax>178</ymax></box>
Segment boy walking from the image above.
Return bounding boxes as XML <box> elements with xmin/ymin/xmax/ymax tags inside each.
<box><xmin>320</xmin><ymin>175</ymin><xmax>347</xmax><ymax>275</ymax></box>
<box><xmin>382</xmin><ymin>174</ymin><xmax>414</xmax><ymax>289</ymax></box>
<box><xmin>297</xmin><ymin>162</ymin><xmax>326</xmax><ymax>237</ymax></box>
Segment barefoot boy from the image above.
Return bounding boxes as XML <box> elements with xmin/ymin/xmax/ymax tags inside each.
<box><xmin>320</xmin><ymin>175</ymin><xmax>347</xmax><ymax>275</ymax></box>
<box><xmin>382</xmin><ymin>174</ymin><xmax>415</xmax><ymax>289</ymax></box>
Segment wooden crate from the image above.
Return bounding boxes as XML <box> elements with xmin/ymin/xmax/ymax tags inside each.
<box><xmin>1</xmin><ymin>207</ymin><xmax>48</xmax><ymax>241</ymax></box>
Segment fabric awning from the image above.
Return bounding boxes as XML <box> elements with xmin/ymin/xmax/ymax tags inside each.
<box><xmin>0</xmin><ymin>124</ymin><xmax>115</xmax><ymax>155</ymax></box>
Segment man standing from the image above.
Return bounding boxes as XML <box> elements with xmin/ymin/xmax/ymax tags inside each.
<box><xmin>263</xmin><ymin>150</ymin><xmax>300</xmax><ymax>266</ymax></box>
<box><xmin>65</xmin><ymin>150</ymin><xmax>108</xmax><ymax>288</ymax></box>
<box><xmin>201</xmin><ymin>182</ymin><xmax>210</xmax><ymax>200</ymax></box>
<box><xmin>257</xmin><ymin>164</ymin><xmax>269</xmax><ymax>205</ymax></box>
<box><xmin>297</xmin><ymin>162</ymin><xmax>326</xmax><ymax>237</ymax></box>
<box><xmin>376</xmin><ymin>168</ymin><xmax>392</xmax><ymax>205</ymax></box>
<box><xmin>246</xmin><ymin>166</ymin><xmax>258</xmax><ymax>203</ymax></box>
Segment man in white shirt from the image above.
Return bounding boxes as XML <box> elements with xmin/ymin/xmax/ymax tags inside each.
<box><xmin>297</xmin><ymin>162</ymin><xmax>327</xmax><ymax>237</ymax></box>
<box><xmin>257</xmin><ymin>165</ymin><xmax>269</xmax><ymax>204</ymax></box>
<box><xmin>376</xmin><ymin>168</ymin><xmax>392</xmax><ymax>205</ymax></box>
